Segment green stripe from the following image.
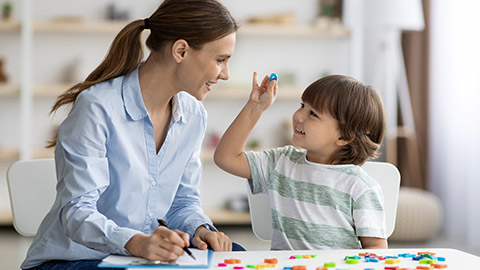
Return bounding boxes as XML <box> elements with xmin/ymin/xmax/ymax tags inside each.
<box><xmin>265</xmin><ymin>146</ymin><xmax>307</xmax><ymax>172</ymax></box>
<box><xmin>271</xmin><ymin>209</ymin><xmax>360</xmax><ymax>248</ymax></box>
<box><xmin>282</xmin><ymin>146</ymin><xmax>307</xmax><ymax>164</ymax></box>
<box><xmin>353</xmin><ymin>190</ymin><xmax>383</xmax><ymax>210</ymax></box>
<box><xmin>246</xmin><ymin>152</ymin><xmax>264</xmax><ymax>194</ymax></box>
<box><xmin>268</xmin><ymin>170</ymin><xmax>352</xmax><ymax>215</ymax></box>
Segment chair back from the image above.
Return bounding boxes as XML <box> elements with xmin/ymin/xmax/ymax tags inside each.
<box><xmin>6</xmin><ymin>158</ymin><xmax>56</xmax><ymax>237</ymax></box>
<box><xmin>246</xmin><ymin>161</ymin><xmax>401</xmax><ymax>241</ymax></box>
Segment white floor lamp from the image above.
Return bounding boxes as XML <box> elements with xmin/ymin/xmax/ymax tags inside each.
<box><xmin>365</xmin><ymin>0</ymin><xmax>425</xmax><ymax>185</ymax></box>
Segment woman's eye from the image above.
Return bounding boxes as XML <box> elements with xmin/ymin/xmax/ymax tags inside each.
<box><xmin>217</xmin><ymin>59</ymin><xmax>226</xmax><ymax>63</ymax></box>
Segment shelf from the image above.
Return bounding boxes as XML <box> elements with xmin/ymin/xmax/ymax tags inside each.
<box><xmin>208</xmin><ymin>86</ymin><xmax>302</xmax><ymax>100</ymax></box>
<box><xmin>205</xmin><ymin>209</ymin><xmax>251</xmax><ymax>225</ymax></box>
<box><xmin>0</xmin><ymin>83</ymin><xmax>19</xmax><ymax>96</ymax></box>
<box><xmin>1</xmin><ymin>20</ymin><xmax>349</xmax><ymax>38</ymax></box>
<box><xmin>0</xmin><ymin>210</ymin><xmax>251</xmax><ymax>227</ymax></box>
<box><xmin>0</xmin><ymin>20</ymin><xmax>127</xmax><ymax>34</ymax></box>
<box><xmin>0</xmin><ymin>83</ymin><xmax>73</xmax><ymax>97</ymax></box>
<box><xmin>0</xmin><ymin>20</ymin><xmax>20</xmax><ymax>32</ymax></box>
<box><xmin>0</xmin><ymin>210</ymin><xmax>12</xmax><ymax>225</ymax></box>
<box><xmin>238</xmin><ymin>23</ymin><xmax>349</xmax><ymax>38</ymax></box>
<box><xmin>1</xmin><ymin>83</ymin><xmax>302</xmax><ymax>100</ymax></box>
<box><xmin>33</xmin><ymin>148</ymin><xmax>55</xmax><ymax>159</ymax></box>
<box><xmin>0</xmin><ymin>148</ymin><xmax>54</xmax><ymax>162</ymax></box>
<box><xmin>34</xmin><ymin>21</ymin><xmax>127</xmax><ymax>34</ymax></box>
<box><xmin>0</xmin><ymin>210</ymin><xmax>250</xmax><ymax>227</ymax></box>
<box><xmin>0</xmin><ymin>149</ymin><xmax>19</xmax><ymax>162</ymax></box>
<box><xmin>34</xmin><ymin>83</ymin><xmax>72</xmax><ymax>97</ymax></box>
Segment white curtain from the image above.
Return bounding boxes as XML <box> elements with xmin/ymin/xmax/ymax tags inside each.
<box><xmin>430</xmin><ymin>0</ymin><xmax>480</xmax><ymax>247</ymax></box>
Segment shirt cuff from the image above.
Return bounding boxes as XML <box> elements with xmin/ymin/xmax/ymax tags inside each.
<box><xmin>108</xmin><ymin>226</ymin><xmax>142</xmax><ymax>256</ymax></box>
<box><xmin>200</xmin><ymin>223</ymin><xmax>218</xmax><ymax>232</ymax></box>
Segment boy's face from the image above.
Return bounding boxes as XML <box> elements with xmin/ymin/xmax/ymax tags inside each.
<box><xmin>291</xmin><ymin>102</ymin><xmax>347</xmax><ymax>164</ymax></box>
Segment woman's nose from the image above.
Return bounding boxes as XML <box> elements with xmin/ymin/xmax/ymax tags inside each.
<box><xmin>219</xmin><ymin>64</ymin><xmax>230</xmax><ymax>81</ymax></box>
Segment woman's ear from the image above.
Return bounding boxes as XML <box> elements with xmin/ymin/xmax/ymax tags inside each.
<box><xmin>171</xmin><ymin>39</ymin><xmax>189</xmax><ymax>63</ymax></box>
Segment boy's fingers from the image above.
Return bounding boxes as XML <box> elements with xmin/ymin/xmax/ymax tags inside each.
<box><xmin>267</xmin><ymin>80</ymin><xmax>277</xmax><ymax>96</ymax></box>
<box><xmin>252</xmin><ymin>72</ymin><xmax>258</xmax><ymax>88</ymax></box>
<box><xmin>260</xmin><ymin>75</ymin><xmax>269</xmax><ymax>88</ymax></box>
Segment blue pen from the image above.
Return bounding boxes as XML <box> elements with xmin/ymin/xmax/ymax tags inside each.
<box><xmin>157</xmin><ymin>219</ymin><xmax>196</xmax><ymax>260</ymax></box>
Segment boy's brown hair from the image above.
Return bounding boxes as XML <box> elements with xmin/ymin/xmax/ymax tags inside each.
<box><xmin>301</xmin><ymin>75</ymin><xmax>386</xmax><ymax>165</ymax></box>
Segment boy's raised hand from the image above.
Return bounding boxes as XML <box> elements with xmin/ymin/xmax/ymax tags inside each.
<box><xmin>249</xmin><ymin>72</ymin><xmax>278</xmax><ymax>111</ymax></box>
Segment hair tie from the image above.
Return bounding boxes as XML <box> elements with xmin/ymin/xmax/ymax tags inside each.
<box><xmin>144</xmin><ymin>18</ymin><xmax>150</xmax><ymax>29</ymax></box>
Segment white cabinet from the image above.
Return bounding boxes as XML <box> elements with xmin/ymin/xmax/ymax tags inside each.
<box><xmin>0</xmin><ymin>0</ymin><xmax>354</xmax><ymax>225</ymax></box>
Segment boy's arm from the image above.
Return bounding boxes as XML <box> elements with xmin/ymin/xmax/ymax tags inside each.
<box><xmin>214</xmin><ymin>72</ymin><xmax>278</xmax><ymax>179</ymax></box>
<box><xmin>359</xmin><ymin>237</ymin><xmax>388</xmax><ymax>249</ymax></box>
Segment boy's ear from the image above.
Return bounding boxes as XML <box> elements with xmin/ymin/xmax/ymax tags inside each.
<box><xmin>336</xmin><ymin>136</ymin><xmax>351</xmax><ymax>147</ymax></box>
<box><xmin>171</xmin><ymin>39</ymin><xmax>189</xmax><ymax>63</ymax></box>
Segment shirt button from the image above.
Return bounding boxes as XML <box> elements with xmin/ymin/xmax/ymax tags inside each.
<box><xmin>148</xmin><ymin>212</ymin><xmax>153</xmax><ymax>218</ymax></box>
<box><xmin>151</xmin><ymin>180</ymin><xmax>157</xmax><ymax>186</ymax></box>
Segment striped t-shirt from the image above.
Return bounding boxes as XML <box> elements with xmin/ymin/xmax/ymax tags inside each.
<box><xmin>245</xmin><ymin>145</ymin><xmax>386</xmax><ymax>250</ymax></box>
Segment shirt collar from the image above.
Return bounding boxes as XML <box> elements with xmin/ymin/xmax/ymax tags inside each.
<box><xmin>122</xmin><ymin>66</ymin><xmax>186</xmax><ymax>123</ymax></box>
<box><xmin>171</xmin><ymin>95</ymin><xmax>185</xmax><ymax>123</ymax></box>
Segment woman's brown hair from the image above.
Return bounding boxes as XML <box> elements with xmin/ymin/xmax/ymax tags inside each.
<box><xmin>301</xmin><ymin>75</ymin><xmax>386</xmax><ymax>165</ymax></box>
<box><xmin>47</xmin><ymin>0</ymin><xmax>238</xmax><ymax>148</ymax></box>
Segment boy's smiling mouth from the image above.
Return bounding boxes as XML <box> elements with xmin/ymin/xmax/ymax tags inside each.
<box><xmin>295</xmin><ymin>127</ymin><xmax>305</xmax><ymax>134</ymax></box>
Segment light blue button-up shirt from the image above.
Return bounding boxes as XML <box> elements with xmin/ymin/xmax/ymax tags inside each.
<box><xmin>22</xmin><ymin>67</ymin><xmax>213</xmax><ymax>269</ymax></box>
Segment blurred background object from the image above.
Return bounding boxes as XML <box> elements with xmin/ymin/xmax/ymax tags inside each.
<box><xmin>106</xmin><ymin>2</ymin><xmax>130</xmax><ymax>21</ymax></box>
<box><xmin>1</xmin><ymin>1</ymin><xmax>12</xmax><ymax>20</ymax></box>
<box><xmin>0</xmin><ymin>57</ymin><xmax>8</xmax><ymax>83</ymax></box>
<box><xmin>389</xmin><ymin>187</ymin><xmax>443</xmax><ymax>242</ymax></box>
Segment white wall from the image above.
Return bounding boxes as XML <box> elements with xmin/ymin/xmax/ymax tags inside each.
<box><xmin>429</xmin><ymin>0</ymin><xmax>480</xmax><ymax>249</ymax></box>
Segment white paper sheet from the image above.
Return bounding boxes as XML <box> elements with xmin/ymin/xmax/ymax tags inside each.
<box><xmin>99</xmin><ymin>248</ymin><xmax>209</xmax><ymax>268</ymax></box>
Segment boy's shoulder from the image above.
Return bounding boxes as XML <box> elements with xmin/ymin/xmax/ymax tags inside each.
<box><xmin>343</xmin><ymin>165</ymin><xmax>381</xmax><ymax>188</ymax></box>
<box><xmin>277</xmin><ymin>145</ymin><xmax>304</xmax><ymax>154</ymax></box>
<box><xmin>321</xmin><ymin>164</ymin><xmax>379</xmax><ymax>188</ymax></box>
<box><xmin>267</xmin><ymin>145</ymin><xmax>307</xmax><ymax>162</ymax></box>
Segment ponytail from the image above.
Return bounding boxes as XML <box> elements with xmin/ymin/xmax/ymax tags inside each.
<box><xmin>47</xmin><ymin>20</ymin><xmax>146</xmax><ymax>148</ymax></box>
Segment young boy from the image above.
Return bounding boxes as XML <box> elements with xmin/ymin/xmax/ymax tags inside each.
<box><xmin>214</xmin><ymin>72</ymin><xmax>388</xmax><ymax>250</ymax></box>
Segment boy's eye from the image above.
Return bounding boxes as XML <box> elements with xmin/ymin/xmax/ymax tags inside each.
<box><xmin>300</xmin><ymin>102</ymin><xmax>305</xmax><ymax>108</ymax></box>
<box><xmin>310</xmin><ymin>111</ymin><xmax>318</xmax><ymax>117</ymax></box>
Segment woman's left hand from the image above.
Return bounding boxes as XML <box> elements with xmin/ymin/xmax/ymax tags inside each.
<box><xmin>192</xmin><ymin>226</ymin><xmax>232</xmax><ymax>251</ymax></box>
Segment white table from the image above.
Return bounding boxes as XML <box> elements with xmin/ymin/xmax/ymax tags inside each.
<box><xmin>127</xmin><ymin>248</ymin><xmax>480</xmax><ymax>269</ymax></box>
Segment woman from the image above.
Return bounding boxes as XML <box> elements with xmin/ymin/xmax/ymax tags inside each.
<box><xmin>22</xmin><ymin>0</ymin><xmax>239</xmax><ymax>269</ymax></box>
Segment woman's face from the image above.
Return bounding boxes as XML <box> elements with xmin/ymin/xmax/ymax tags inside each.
<box><xmin>180</xmin><ymin>33</ymin><xmax>236</xmax><ymax>100</ymax></box>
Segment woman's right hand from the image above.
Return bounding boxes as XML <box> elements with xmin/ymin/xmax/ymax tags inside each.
<box><xmin>125</xmin><ymin>227</ymin><xmax>190</xmax><ymax>262</ymax></box>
